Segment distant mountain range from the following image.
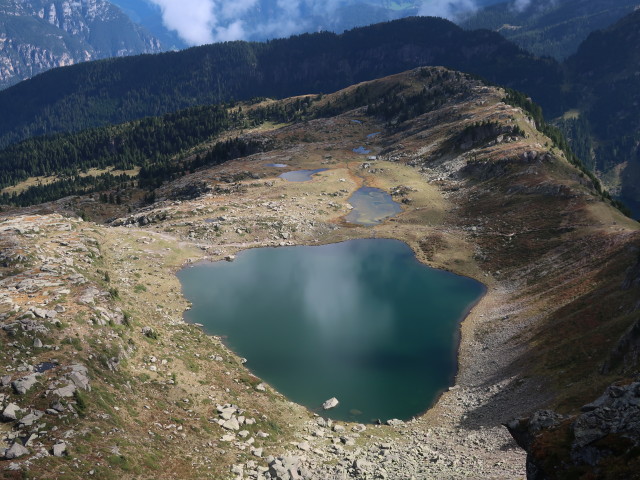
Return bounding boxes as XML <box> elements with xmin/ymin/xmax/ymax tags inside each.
<box><xmin>3</xmin><ymin>0</ymin><xmax>634</xmax><ymax>90</ymax></box>
<box><xmin>0</xmin><ymin>0</ymin><xmax>163</xmax><ymax>89</ymax></box>
<box><xmin>462</xmin><ymin>0</ymin><xmax>639</xmax><ymax>60</ymax></box>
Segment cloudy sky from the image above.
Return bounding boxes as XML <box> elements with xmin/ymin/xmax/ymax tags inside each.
<box><xmin>146</xmin><ymin>0</ymin><xmax>535</xmax><ymax>46</ymax></box>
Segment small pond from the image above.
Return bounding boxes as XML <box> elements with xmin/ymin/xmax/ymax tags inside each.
<box><xmin>266</xmin><ymin>163</ymin><xmax>288</xmax><ymax>168</ymax></box>
<box><xmin>178</xmin><ymin>239</ymin><xmax>485</xmax><ymax>422</ymax></box>
<box><xmin>279</xmin><ymin>168</ymin><xmax>328</xmax><ymax>182</ymax></box>
<box><xmin>353</xmin><ymin>146</ymin><xmax>371</xmax><ymax>154</ymax></box>
<box><xmin>345</xmin><ymin>187</ymin><xmax>402</xmax><ymax>226</ymax></box>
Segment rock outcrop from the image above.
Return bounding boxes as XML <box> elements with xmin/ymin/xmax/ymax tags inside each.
<box><xmin>0</xmin><ymin>0</ymin><xmax>162</xmax><ymax>89</ymax></box>
<box><xmin>507</xmin><ymin>380</ymin><xmax>640</xmax><ymax>479</ymax></box>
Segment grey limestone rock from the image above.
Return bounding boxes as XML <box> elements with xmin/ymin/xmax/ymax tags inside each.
<box><xmin>52</xmin><ymin>442</ymin><xmax>67</xmax><ymax>457</ymax></box>
<box><xmin>12</xmin><ymin>373</ymin><xmax>39</xmax><ymax>394</ymax></box>
<box><xmin>1</xmin><ymin>403</ymin><xmax>21</xmax><ymax>421</ymax></box>
<box><xmin>4</xmin><ymin>442</ymin><xmax>29</xmax><ymax>459</ymax></box>
<box><xmin>18</xmin><ymin>410</ymin><xmax>44</xmax><ymax>427</ymax></box>
<box><xmin>222</xmin><ymin>417</ymin><xmax>240</xmax><ymax>431</ymax></box>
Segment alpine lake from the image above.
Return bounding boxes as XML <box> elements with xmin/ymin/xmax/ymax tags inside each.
<box><xmin>178</xmin><ymin>238</ymin><xmax>485</xmax><ymax>423</ymax></box>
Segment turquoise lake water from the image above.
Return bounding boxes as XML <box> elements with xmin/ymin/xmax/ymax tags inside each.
<box><xmin>178</xmin><ymin>239</ymin><xmax>484</xmax><ymax>422</ymax></box>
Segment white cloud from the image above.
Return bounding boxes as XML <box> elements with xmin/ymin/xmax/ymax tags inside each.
<box><xmin>418</xmin><ymin>0</ymin><xmax>479</xmax><ymax>20</ymax></box>
<box><xmin>149</xmin><ymin>0</ymin><xmax>309</xmax><ymax>45</ymax></box>
<box><xmin>213</xmin><ymin>20</ymin><xmax>246</xmax><ymax>41</ymax></box>
<box><xmin>512</xmin><ymin>0</ymin><xmax>532</xmax><ymax>12</ymax></box>
<box><xmin>150</xmin><ymin>0</ymin><xmax>216</xmax><ymax>45</ymax></box>
<box><xmin>148</xmin><ymin>0</ymin><xmax>483</xmax><ymax>47</ymax></box>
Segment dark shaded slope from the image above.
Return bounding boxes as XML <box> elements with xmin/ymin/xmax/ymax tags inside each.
<box><xmin>0</xmin><ymin>16</ymin><xmax>565</xmax><ymax>147</ymax></box>
<box><xmin>565</xmin><ymin>9</ymin><xmax>640</xmax><ymax>216</ymax></box>
<box><xmin>462</xmin><ymin>0</ymin><xmax>637</xmax><ymax>60</ymax></box>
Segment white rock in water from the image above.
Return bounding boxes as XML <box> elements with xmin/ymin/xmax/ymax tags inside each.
<box><xmin>322</xmin><ymin>397</ymin><xmax>339</xmax><ymax>410</ymax></box>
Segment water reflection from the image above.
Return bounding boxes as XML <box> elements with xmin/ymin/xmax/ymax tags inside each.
<box><xmin>279</xmin><ymin>168</ymin><xmax>328</xmax><ymax>182</ymax></box>
<box><xmin>178</xmin><ymin>239</ymin><xmax>485</xmax><ymax>422</ymax></box>
<box><xmin>345</xmin><ymin>187</ymin><xmax>402</xmax><ymax>226</ymax></box>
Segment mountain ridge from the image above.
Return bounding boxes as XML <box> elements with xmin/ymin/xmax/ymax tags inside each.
<box><xmin>0</xmin><ymin>16</ymin><xmax>566</xmax><ymax>148</ymax></box>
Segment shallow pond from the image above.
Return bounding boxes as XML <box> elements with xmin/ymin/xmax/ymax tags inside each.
<box><xmin>279</xmin><ymin>168</ymin><xmax>328</xmax><ymax>182</ymax></box>
<box><xmin>345</xmin><ymin>187</ymin><xmax>402</xmax><ymax>226</ymax></box>
<box><xmin>178</xmin><ymin>239</ymin><xmax>484</xmax><ymax>422</ymax></box>
<box><xmin>353</xmin><ymin>146</ymin><xmax>371</xmax><ymax>154</ymax></box>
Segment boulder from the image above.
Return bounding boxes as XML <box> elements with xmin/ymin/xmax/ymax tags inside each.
<box><xmin>52</xmin><ymin>442</ymin><xmax>67</xmax><ymax>457</ymax></box>
<box><xmin>69</xmin><ymin>371</ymin><xmax>90</xmax><ymax>391</ymax></box>
<box><xmin>4</xmin><ymin>442</ymin><xmax>29</xmax><ymax>459</ymax></box>
<box><xmin>222</xmin><ymin>417</ymin><xmax>240</xmax><ymax>431</ymax></box>
<box><xmin>386</xmin><ymin>418</ymin><xmax>405</xmax><ymax>427</ymax></box>
<box><xmin>1</xmin><ymin>403</ymin><xmax>21</xmax><ymax>421</ymax></box>
<box><xmin>322</xmin><ymin>397</ymin><xmax>339</xmax><ymax>410</ymax></box>
<box><xmin>251</xmin><ymin>447</ymin><xmax>263</xmax><ymax>457</ymax></box>
<box><xmin>19</xmin><ymin>410</ymin><xmax>43</xmax><ymax>427</ymax></box>
<box><xmin>12</xmin><ymin>373</ymin><xmax>39</xmax><ymax>394</ymax></box>
<box><xmin>297</xmin><ymin>441</ymin><xmax>310</xmax><ymax>451</ymax></box>
<box><xmin>353</xmin><ymin>458</ymin><xmax>371</xmax><ymax>472</ymax></box>
<box><xmin>53</xmin><ymin>384</ymin><xmax>76</xmax><ymax>397</ymax></box>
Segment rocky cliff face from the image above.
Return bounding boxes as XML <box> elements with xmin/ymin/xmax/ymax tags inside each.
<box><xmin>0</xmin><ymin>0</ymin><xmax>161</xmax><ymax>89</ymax></box>
<box><xmin>507</xmin><ymin>380</ymin><xmax>640</xmax><ymax>479</ymax></box>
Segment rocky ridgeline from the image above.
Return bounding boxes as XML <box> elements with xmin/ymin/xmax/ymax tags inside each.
<box><xmin>507</xmin><ymin>379</ymin><xmax>640</xmax><ymax>479</ymax></box>
<box><xmin>0</xmin><ymin>214</ymin><xmax>127</xmax><ymax>469</ymax></box>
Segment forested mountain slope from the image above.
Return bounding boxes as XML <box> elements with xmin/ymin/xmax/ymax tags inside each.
<box><xmin>563</xmin><ymin>8</ymin><xmax>640</xmax><ymax>216</ymax></box>
<box><xmin>0</xmin><ymin>16</ymin><xmax>565</xmax><ymax>148</ymax></box>
<box><xmin>461</xmin><ymin>0</ymin><xmax>638</xmax><ymax>60</ymax></box>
